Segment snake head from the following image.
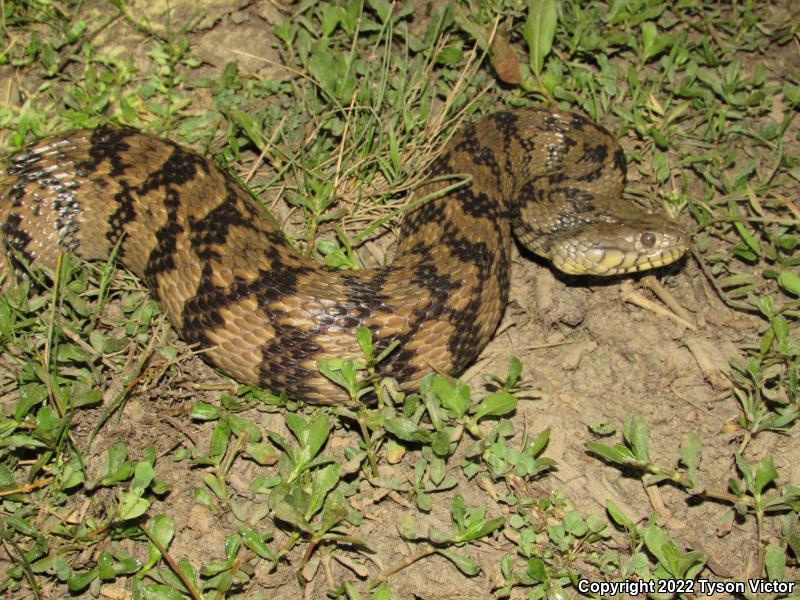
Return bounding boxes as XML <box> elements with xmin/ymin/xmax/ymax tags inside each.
<box><xmin>548</xmin><ymin>217</ymin><xmax>688</xmax><ymax>276</ymax></box>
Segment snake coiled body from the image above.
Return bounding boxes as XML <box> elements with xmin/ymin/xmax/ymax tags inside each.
<box><xmin>0</xmin><ymin>110</ymin><xmax>686</xmax><ymax>404</ymax></box>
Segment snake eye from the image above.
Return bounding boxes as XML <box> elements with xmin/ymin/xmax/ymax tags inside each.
<box><xmin>639</xmin><ymin>232</ymin><xmax>656</xmax><ymax>249</ymax></box>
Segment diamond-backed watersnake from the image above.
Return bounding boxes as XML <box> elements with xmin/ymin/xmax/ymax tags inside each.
<box><xmin>0</xmin><ymin>110</ymin><xmax>687</xmax><ymax>404</ymax></box>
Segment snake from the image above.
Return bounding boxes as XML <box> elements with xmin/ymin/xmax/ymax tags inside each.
<box><xmin>0</xmin><ymin>109</ymin><xmax>687</xmax><ymax>405</ymax></box>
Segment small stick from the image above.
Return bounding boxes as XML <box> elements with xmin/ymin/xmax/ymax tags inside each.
<box><xmin>642</xmin><ymin>275</ymin><xmax>695</xmax><ymax>325</ymax></box>
<box><xmin>620</xmin><ymin>281</ymin><xmax>696</xmax><ymax>331</ymax></box>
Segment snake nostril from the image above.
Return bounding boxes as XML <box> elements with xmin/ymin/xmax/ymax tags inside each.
<box><xmin>640</xmin><ymin>232</ymin><xmax>656</xmax><ymax>249</ymax></box>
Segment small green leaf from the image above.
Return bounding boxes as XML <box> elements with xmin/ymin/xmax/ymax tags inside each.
<box><xmin>753</xmin><ymin>455</ymin><xmax>778</xmax><ymax>496</ymax></box>
<box><xmin>175</xmin><ymin>557</ymin><xmax>197</xmax><ymax>592</ymax></box>
<box><xmin>784</xmin><ymin>515</ymin><xmax>800</xmax><ymax>561</ymax></box>
<box><xmin>246</xmin><ymin>442</ymin><xmax>277</xmax><ymax>465</ymax></box>
<box><xmin>524</xmin><ymin>0</ymin><xmax>558</xmax><ymax>77</ymax></box>
<box><xmin>451</xmin><ymin>494</ymin><xmax>466</xmax><ymax>528</ymax></box>
<box><xmin>623</xmin><ymin>414</ymin><xmax>651</xmax><ymax>463</ymax></box>
<box><xmin>679</xmin><ymin>433</ymin><xmax>701</xmax><ymax>487</ymax></box>
<box><xmin>317</xmin><ymin>358</ymin><xmax>357</xmax><ymax>391</ymax></box>
<box><xmin>148</xmin><ymin>515</ymin><xmax>175</xmax><ymax>550</ymax></box>
<box><xmin>209</xmin><ymin>421</ymin><xmax>231</xmax><ymax>460</ymax></box>
<box><xmin>526</xmin><ymin>556</ymin><xmax>547</xmax><ymax>582</ymax></box>
<box><xmin>586</xmin><ymin>514</ymin><xmax>608</xmax><ymax>535</ymax></box>
<box><xmin>225</xmin><ymin>534</ymin><xmax>242</xmax><ymax>561</ymax></box>
<box><xmin>272</xmin><ymin>500</ymin><xmax>311</xmax><ymax>532</ymax></box>
<box><xmin>586</xmin><ymin>442</ymin><xmax>639</xmax><ymax>465</ymax></box>
<box><xmin>306</xmin><ymin>413</ymin><xmax>331</xmax><ymax>459</ymax></box>
<box><xmin>435</xmin><ymin>548</ymin><xmax>481</xmax><ymax>576</ymax></box>
<box><xmin>319</xmin><ymin>4</ymin><xmax>344</xmax><ymax>37</ymax></box>
<box><xmin>563</xmin><ymin>511</ymin><xmax>587</xmax><ymax>537</ymax></box>
<box><xmin>396</xmin><ymin>513</ymin><xmax>424</xmax><ymax>540</ymax></box>
<box><xmin>460</xmin><ymin>516</ymin><xmax>504</xmax><ymax>542</ymax></box>
<box><xmin>97</xmin><ymin>552</ymin><xmax>115</xmax><ymax>580</ymax></box>
<box><xmin>432</xmin><ymin>375</ymin><xmax>470</xmax><ymax>418</ymax></box>
<box><xmin>506</xmin><ymin>357</ymin><xmax>522</xmax><ymax>388</ymax></box>
<box><xmin>131</xmin><ymin>461</ymin><xmax>155</xmax><ymax>494</ymax></box>
<box><xmin>356</xmin><ymin>327</ymin><xmax>374</xmax><ymax>361</ymax></box>
<box><xmin>436</xmin><ymin>45</ymin><xmax>463</xmax><ymax>65</ymax></box>
<box><xmin>67</xmin><ymin>569</ymin><xmax>98</xmax><ymax>592</ymax></box>
<box><xmin>643</xmin><ymin>524</ymin><xmax>673</xmax><ymax>572</ymax></box>
<box><xmin>318</xmin><ymin>240</ymin><xmax>358</xmax><ymax>269</ymax></box>
<box><xmin>239</xmin><ymin>526</ymin><xmax>274</xmax><ymax>560</ymax></box>
<box><xmin>525</xmin><ymin>428</ymin><xmax>550</xmax><ymax>457</ymax></box>
<box><xmin>777</xmin><ymin>270</ymin><xmax>800</xmax><ymax>295</ymax></box>
<box><xmin>764</xmin><ymin>543</ymin><xmax>785</xmax><ymax>580</ymax></box>
<box><xmin>605</xmin><ymin>502</ymin><xmax>635</xmax><ymax>534</ymax></box>
<box><xmin>735</xmin><ymin>453</ymin><xmax>754</xmax><ymax>491</ymax></box>
<box><xmin>117</xmin><ymin>492</ymin><xmax>149</xmax><ymax>521</ymax></box>
<box><xmin>472</xmin><ymin>391</ymin><xmax>517</xmax><ymax>421</ymax></box>
<box><xmin>640</xmin><ymin>22</ymin><xmax>672</xmax><ymax>62</ymax></box>
<box><xmin>307</xmin><ymin>463</ymin><xmax>340</xmax><ymax>519</ymax></box>
<box><xmin>430</xmin><ymin>430</ymin><xmax>453</xmax><ymax>457</ymax></box>
<box><xmin>588</xmin><ymin>421</ymin><xmax>617</xmax><ymax>436</ymax></box>
<box><xmin>103</xmin><ymin>442</ymin><xmax>129</xmax><ymax>475</ymax></box>
<box><xmin>367</xmin><ymin>0</ymin><xmax>392</xmax><ymax>24</ymax></box>
<box><xmin>273</xmin><ymin>19</ymin><xmax>294</xmax><ymax>46</ymax></box>
<box><xmin>415</xmin><ymin>488</ymin><xmax>432</xmax><ymax>512</ymax></box>
<box><xmin>191</xmin><ymin>487</ymin><xmax>215</xmax><ymax>509</ymax></box>
<box><xmin>384</xmin><ymin>417</ymin><xmax>433</xmax><ymax>443</ymax></box>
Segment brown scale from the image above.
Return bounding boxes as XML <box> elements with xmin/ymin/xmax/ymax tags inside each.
<box><xmin>0</xmin><ymin>110</ymin><xmax>688</xmax><ymax>405</ymax></box>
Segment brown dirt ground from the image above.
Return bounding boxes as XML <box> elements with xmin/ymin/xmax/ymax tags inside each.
<box><xmin>3</xmin><ymin>1</ymin><xmax>799</xmax><ymax>599</ymax></box>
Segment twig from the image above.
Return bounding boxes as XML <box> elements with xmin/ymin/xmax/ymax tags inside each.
<box><xmin>641</xmin><ymin>275</ymin><xmax>695</xmax><ymax>326</ymax></box>
<box><xmin>620</xmin><ymin>281</ymin><xmax>697</xmax><ymax>330</ymax></box>
<box><xmin>139</xmin><ymin>522</ymin><xmax>203</xmax><ymax>600</ymax></box>
<box><xmin>371</xmin><ymin>545</ymin><xmax>436</xmax><ymax>586</ymax></box>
